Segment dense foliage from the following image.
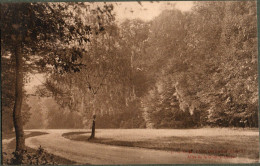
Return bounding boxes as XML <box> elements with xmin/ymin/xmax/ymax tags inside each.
<box><xmin>26</xmin><ymin>1</ymin><xmax>258</xmax><ymax>129</ymax></box>
<box><xmin>144</xmin><ymin>1</ymin><xmax>258</xmax><ymax>128</ymax></box>
<box><xmin>1</xmin><ymin>1</ymin><xmax>258</xmax><ymax>136</ymax></box>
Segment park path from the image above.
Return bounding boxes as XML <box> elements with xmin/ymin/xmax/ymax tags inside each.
<box><xmin>25</xmin><ymin>129</ymin><xmax>257</xmax><ymax>164</ymax></box>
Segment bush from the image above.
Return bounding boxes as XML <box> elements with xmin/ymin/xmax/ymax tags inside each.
<box><xmin>7</xmin><ymin>146</ymin><xmax>56</xmax><ymax>165</ymax></box>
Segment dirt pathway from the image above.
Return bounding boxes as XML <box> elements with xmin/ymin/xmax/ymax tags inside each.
<box><xmin>25</xmin><ymin>130</ymin><xmax>257</xmax><ymax>164</ymax></box>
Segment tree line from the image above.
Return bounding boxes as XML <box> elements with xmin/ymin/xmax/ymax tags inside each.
<box><xmin>43</xmin><ymin>1</ymin><xmax>257</xmax><ymax>129</ymax></box>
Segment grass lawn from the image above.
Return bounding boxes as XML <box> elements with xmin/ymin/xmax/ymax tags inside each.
<box><xmin>2</xmin><ymin>131</ymin><xmax>76</xmax><ymax>165</ymax></box>
<box><xmin>62</xmin><ymin>128</ymin><xmax>259</xmax><ymax>160</ymax></box>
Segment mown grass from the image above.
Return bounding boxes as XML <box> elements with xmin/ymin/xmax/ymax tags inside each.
<box><xmin>62</xmin><ymin>130</ymin><xmax>259</xmax><ymax>160</ymax></box>
<box><xmin>2</xmin><ymin>131</ymin><xmax>76</xmax><ymax>165</ymax></box>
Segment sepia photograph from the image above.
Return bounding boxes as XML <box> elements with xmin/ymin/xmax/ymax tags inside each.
<box><xmin>1</xmin><ymin>0</ymin><xmax>259</xmax><ymax>165</ymax></box>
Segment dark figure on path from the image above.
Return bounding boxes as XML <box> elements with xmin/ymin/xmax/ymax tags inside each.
<box><xmin>89</xmin><ymin>114</ymin><xmax>96</xmax><ymax>139</ymax></box>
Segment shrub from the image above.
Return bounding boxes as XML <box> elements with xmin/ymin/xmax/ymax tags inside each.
<box><xmin>7</xmin><ymin>146</ymin><xmax>56</xmax><ymax>165</ymax></box>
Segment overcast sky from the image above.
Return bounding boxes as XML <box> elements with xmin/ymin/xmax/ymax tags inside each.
<box><xmin>114</xmin><ymin>1</ymin><xmax>194</xmax><ymax>21</ymax></box>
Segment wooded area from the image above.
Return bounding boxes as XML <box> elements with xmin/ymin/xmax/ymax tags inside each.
<box><xmin>1</xmin><ymin>1</ymin><xmax>258</xmax><ymax>163</ymax></box>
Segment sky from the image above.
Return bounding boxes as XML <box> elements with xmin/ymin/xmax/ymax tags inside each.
<box><xmin>25</xmin><ymin>1</ymin><xmax>194</xmax><ymax>93</ymax></box>
<box><xmin>114</xmin><ymin>1</ymin><xmax>194</xmax><ymax>21</ymax></box>
<box><xmin>24</xmin><ymin>73</ymin><xmax>45</xmax><ymax>94</ymax></box>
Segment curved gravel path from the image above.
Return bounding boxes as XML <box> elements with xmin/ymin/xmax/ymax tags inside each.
<box><xmin>25</xmin><ymin>129</ymin><xmax>258</xmax><ymax>164</ymax></box>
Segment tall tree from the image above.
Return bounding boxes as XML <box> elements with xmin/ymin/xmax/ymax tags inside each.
<box><xmin>1</xmin><ymin>2</ymin><xmax>114</xmax><ymax>160</ymax></box>
<box><xmin>37</xmin><ymin>3</ymin><xmax>117</xmax><ymax>138</ymax></box>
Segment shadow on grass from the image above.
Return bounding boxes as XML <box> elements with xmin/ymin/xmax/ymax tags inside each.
<box><xmin>62</xmin><ymin>131</ymin><xmax>259</xmax><ymax>160</ymax></box>
<box><xmin>62</xmin><ymin>131</ymin><xmax>91</xmax><ymax>137</ymax></box>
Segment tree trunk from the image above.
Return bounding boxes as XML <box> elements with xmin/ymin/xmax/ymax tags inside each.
<box><xmin>13</xmin><ymin>44</ymin><xmax>25</xmax><ymax>152</ymax></box>
<box><xmin>89</xmin><ymin>114</ymin><xmax>96</xmax><ymax>139</ymax></box>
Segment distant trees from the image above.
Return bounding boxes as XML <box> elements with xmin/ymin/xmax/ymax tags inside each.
<box><xmin>24</xmin><ymin>97</ymin><xmax>84</xmax><ymax>129</ymax></box>
<box><xmin>1</xmin><ymin>50</ymin><xmax>32</xmax><ymax>132</ymax></box>
<box><xmin>2</xmin><ymin>51</ymin><xmax>16</xmax><ymax>133</ymax></box>
<box><xmin>45</xmin><ymin>18</ymin><xmax>149</xmax><ymax>130</ymax></box>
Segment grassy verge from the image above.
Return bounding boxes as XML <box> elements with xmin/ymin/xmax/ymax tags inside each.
<box><xmin>2</xmin><ymin>131</ymin><xmax>76</xmax><ymax>165</ymax></box>
<box><xmin>62</xmin><ymin>131</ymin><xmax>259</xmax><ymax>160</ymax></box>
